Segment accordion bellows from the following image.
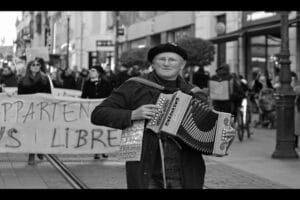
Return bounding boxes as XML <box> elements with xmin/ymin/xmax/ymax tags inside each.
<box><xmin>146</xmin><ymin>91</ymin><xmax>232</xmax><ymax>156</ymax></box>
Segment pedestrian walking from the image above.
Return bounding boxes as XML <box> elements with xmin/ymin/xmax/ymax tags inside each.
<box><xmin>17</xmin><ymin>57</ymin><xmax>52</xmax><ymax>165</ymax></box>
<box><xmin>81</xmin><ymin>64</ymin><xmax>113</xmax><ymax>160</ymax></box>
<box><xmin>91</xmin><ymin>43</ymin><xmax>234</xmax><ymax>189</ymax></box>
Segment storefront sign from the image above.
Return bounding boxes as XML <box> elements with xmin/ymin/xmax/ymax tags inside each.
<box><xmin>242</xmin><ymin>11</ymin><xmax>280</xmax><ymax>27</ymax></box>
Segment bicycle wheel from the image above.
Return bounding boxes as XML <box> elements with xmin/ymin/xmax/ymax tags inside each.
<box><xmin>236</xmin><ymin>110</ymin><xmax>244</xmax><ymax>142</ymax></box>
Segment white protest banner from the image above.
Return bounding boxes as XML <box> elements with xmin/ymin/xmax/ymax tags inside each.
<box><xmin>52</xmin><ymin>88</ymin><xmax>82</xmax><ymax>98</ymax></box>
<box><xmin>0</xmin><ymin>93</ymin><xmax>122</xmax><ymax>154</ymax></box>
<box><xmin>2</xmin><ymin>87</ymin><xmax>82</xmax><ymax>98</ymax></box>
<box><xmin>26</xmin><ymin>47</ymin><xmax>50</xmax><ymax>62</ymax></box>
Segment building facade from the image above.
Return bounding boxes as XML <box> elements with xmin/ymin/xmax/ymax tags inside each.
<box><xmin>15</xmin><ymin>11</ymin><xmax>115</xmax><ymax>71</ymax></box>
<box><xmin>118</xmin><ymin>11</ymin><xmax>300</xmax><ymax>82</ymax></box>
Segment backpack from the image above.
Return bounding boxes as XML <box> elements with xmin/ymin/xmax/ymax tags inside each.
<box><xmin>209</xmin><ymin>79</ymin><xmax>234</xmax><ymax>101</ymax></box>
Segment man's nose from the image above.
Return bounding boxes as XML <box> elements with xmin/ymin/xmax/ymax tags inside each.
<box><xmin>162</xmin><ymin>59</ymin><xmax>171</xmax><ymax>65</ymax></box>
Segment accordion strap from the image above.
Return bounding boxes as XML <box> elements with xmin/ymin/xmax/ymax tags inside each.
<box><xmin>126</xmin><ymin>77</ymin><xmax>165</xmax><ymax>91</ymax></box>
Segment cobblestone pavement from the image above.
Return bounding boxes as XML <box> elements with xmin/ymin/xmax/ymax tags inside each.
<box><xmin>0</xmin><ymin>152</ymin><xmax>291</xmax><ymax>189</ymax></box>
<box><xmin>0</xmin><ymin>153</ymin><xmax>126</xmax><ymax>189</ymax></box>
<box><xmin>204</xmin><ymin>158</ymin><xmax>288</xmax><ymax>189</ymax></box>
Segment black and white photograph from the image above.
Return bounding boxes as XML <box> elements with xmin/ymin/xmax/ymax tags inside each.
<box><xmin>0</xmin><ymin>11</ymin><xmax>299</xmax><ymax>190</ymax></box>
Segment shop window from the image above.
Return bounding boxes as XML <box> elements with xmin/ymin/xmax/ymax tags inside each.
<box><xmin>249</xmin><ymin>34</ymin><xmax>281</xmax><ymax>81</ymax></box>
<box><xmin>151</xmin><ymin>34</ymin><xmax>161</xmax><ymax>46</ymax></box>
<box><xmin>36</xmin><ymin>13</ymin><xmax>42</xmax><ymax>34</ymax></box>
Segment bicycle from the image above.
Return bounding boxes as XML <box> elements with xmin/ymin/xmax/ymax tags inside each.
<box><xmin>236</xmin><ymin>97</ymin><xmax>252</xmax><ymax>142</ymax></box>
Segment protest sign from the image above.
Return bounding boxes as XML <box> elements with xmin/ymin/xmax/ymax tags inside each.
<box><xmin>52</xmin><ymin>88</ymin><xmax>82</xmax><ymax>98</ymax></box>
<box><xmin>0</xmin><ymin>93</ymin><xmax>122</xmax><ymax>154</ymax></box>
<box><xmin>209</xmin><ymin>80</ymin><xmax>230</xmax><ymax>100</ymax></box>
<box><xmin>118</xmin><ymin>120</ymin><xmax>144</xmax><ymax>161</ymax></box>
<box><xmin>2</xmin><ymin>87</ymin><xmax>82</xmax><ymax>98</ymax></box>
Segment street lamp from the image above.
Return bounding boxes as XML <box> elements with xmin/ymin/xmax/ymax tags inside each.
<box><xmin>272</xmin><ymin>11</ymin><xmax>299</xmax><ymax>159</ymax></box>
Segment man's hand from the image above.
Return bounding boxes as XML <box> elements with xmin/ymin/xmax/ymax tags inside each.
<box><xmin>131</xmin><ymin>104</ymin><xmax>160</xmax><ymax>120</ymax></box>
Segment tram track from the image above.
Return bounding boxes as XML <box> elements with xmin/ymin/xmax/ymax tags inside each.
<box><xmin>44</xmin><ymin>154</ymin><xmax>89</xmax><ymax>189</ymax></box>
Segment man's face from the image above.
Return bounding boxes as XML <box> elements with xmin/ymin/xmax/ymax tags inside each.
<box><xmin>152</xmin><ymin>52</ymin><xmax>186</xmax><ymax>81</ymax></box>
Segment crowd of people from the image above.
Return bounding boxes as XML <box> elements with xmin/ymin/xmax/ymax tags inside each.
<box><xmin>0</xmin><ymin>58</ymin><xmax>148</xmax><ymax>165</ymax></box>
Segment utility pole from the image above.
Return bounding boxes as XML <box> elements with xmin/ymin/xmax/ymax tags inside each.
<box><xmin>272</xmin><ymin>11</ymin><xmax>298</xmax><ymax>159</ymax></box>
<box><xmin>66</xmin><ymin>15</ymin><xmax>70</xmax><ymax>69</ymax></box>
<box><xmin>80</xmin><ymin>12</ymin><xmax>84</xmax><ymax>69</ymax></box>
<box><xmin>114</xmin><ymin>11</ymin><xmax>120</xmax><ymax>72</ymax></box>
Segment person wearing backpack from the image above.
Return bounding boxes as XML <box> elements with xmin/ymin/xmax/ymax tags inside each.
<box><xmin>209</xmin><ymin>64</ymin><xmax>245</xmax><ymax>119</ymax></box>
<box><xmin>91</xmin><ymin>43</ymin><xmax>235</xmax><ymax>189</ymax></box>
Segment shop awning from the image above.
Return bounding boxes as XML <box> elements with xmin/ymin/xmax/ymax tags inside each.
<box><xmin>209</xmin><ymin>30</ymin><xmax>242</xmax><ymax>44</ymax></box>
<box><xmin>209</xmin><ymin>17</ymin><xmax>300</xmax><ymax>44</ymax></box>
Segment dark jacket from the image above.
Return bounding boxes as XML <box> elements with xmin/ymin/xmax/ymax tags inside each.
<box><xmin>91</xmin><ymin>71</ymin><xmax>207</xmax><ymax>189</ymax></box>
<box><xmin>61</xmin><ymin>71</ymin><xmax>77</xmax><ymax>90</ymax></box>
<box><xmin>115</xmin><ymin>70</ymin><xmax>131</xmax><ymax>88</ymax></box>
<box><xmin>193</xmin><ymin>68</ymin><xmax>210</xmax><ymax>89</ymax></box>
<box><xmin>81</xmin><ymin>78</ymin><xmax>113</xmax><ymax>99</ymax></box>
<box><xmin>251</xmin><ymin>78</ymin><xmax>273</xmax><ymax>95</ymax></box>
<box><xmin>0</xmin><ymin>73</ymin><xmax>18</xmax><ymax>87</ymax></box>
<box><xmin>17</xmin><ymin>73</ymin><xmax>51</xmax><ymax>95</ymax></box>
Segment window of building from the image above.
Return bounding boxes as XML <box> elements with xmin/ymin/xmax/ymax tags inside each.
<box><xmin>130</xmin><ymin>38</ymin><xmax>147</xmax><ymax>49</ymax></box>
<box><xmin>249</xmin><ymin>34</ymin><xmax>281</xmax><ymax>81</ymax></box>
<box><xmin>173</xmin><ymin>26</ymin><xmax>192</xmax><ymax>42</ymax></box>
<box><xmin>216</xmin><ymin>14</ymin><xmax>226</xmax><ymax>67</ymax></box>
<box><xmin>151</xmin><ymin>34</ymin><xmax>161</xmax><ymax>46</ymax></box>
<box><xmin>36</xmin><ymin>13</ymin><xmax>42</xmax><ymax>34</ymax></box>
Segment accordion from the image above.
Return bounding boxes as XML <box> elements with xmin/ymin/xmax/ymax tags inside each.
<box><xmin>146</xmin><ymin>91</ymin><xmax>234</xmax><ymax>156</ymax></box>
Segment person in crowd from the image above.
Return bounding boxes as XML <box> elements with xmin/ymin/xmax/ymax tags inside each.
<box><xmin>210</xmin><ymin>64</ymin><xmax>246</xmax><ymax>118</ymax></box>
<box><xmin>76</xmin><ymin>68</ymin><xmax>89</xmax><ymax>90</ymax></box>
<box><xmin>0</xmin><ymin>65</ymin><xmax>18</xmax><ymax>87</ymax></box>
<box><xmin>251</xmin><ymin>73</ymin><xmax>273</xmax><ymax>95</ymax></box>
<box><xmin>114</xmin><ymin>65</ymin><xmax>131</xmax><ymax>88</ymax></box>
<box><xmin>105</xmin><ymin>69</ymin><xmax>118</xmax><ymax>90</ymax></box>
<box><xmin>60</xmin><ymin>68</ymin><xmax>77</xmax><ymax>89</ymax></box>
<box><xmin>115</xmin><ymin>65</ymin><xmax>141</xmax><ymax>88</ymax></box>
<box><xmin>17</xmin><ymin>57</ymin><xmax>52</xmax><ymax>165</ymax></box>
<box><xmin>81</xmin><ymin>65</ymin><xmax>113</xmax><ymax>160</ymax></box>
<box><xmin>91</xmin><ymin>43</ymin><xmax>235</xmax><ymax>189</ymax></box>
<box><xmin>192</xmin><ymin>66</ymin><xmax>210</xmax><ymax>89</ymax></box>
<box><xmin>49</xmin><ymin>70</ymin><xmax>62</xmax><ymax>88</ymax></box>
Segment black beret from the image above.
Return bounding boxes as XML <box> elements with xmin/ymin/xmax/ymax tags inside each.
<box><xmin>147</xmin><ymin>43</ymin><xmax>188</xmax><ymax>63</ymax></box>
<box><xmin>89</xmin><ymin>65</ymin><xmax>105</xmax><ymax>74</ymax></box>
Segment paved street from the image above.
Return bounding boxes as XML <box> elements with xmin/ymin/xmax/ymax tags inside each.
<box><xmin>0</xmin><ymin>119</ymin><xmax>300</xmax><ymax>189</ymax></box>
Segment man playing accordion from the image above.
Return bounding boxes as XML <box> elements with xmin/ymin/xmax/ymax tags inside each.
<box><xmin>91</xmin><ymin>43</ymin><xmax>235</xmax><ymax>189</ymax></box>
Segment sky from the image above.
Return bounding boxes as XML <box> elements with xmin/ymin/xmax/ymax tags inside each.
<box><xmin>0</xmin><ymin>11</ymin><xmax>22</xmax><ymax>46</ymax></box>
